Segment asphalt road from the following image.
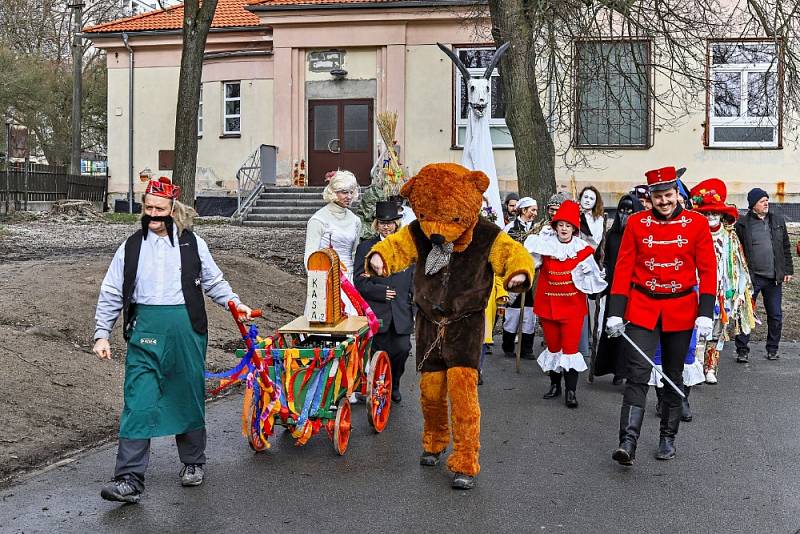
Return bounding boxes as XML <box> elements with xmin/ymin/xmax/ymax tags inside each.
<box><xmin>2</xmin><ymin>341</ymin><xmax>799</xmax><ymax>534</ymax></box>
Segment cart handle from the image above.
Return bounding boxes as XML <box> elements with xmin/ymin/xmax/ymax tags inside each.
<box><xmin>227</xmin><ymin>300</ymin><xmax>263</xmax><ymax>347</ymax></box>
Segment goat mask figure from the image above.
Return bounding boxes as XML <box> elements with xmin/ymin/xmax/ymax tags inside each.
<box><xmin>438</xmin><ymin>42</ymin><xmax>510</xmax><ymax>118</ymax></box>
<box><xmin>437</xmin><ymin>42</ymin><xmax>511</xmax><ymax>229</ymax></box>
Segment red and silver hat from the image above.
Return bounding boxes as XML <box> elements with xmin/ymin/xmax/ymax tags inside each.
<box><xmin>644</xmin><ymin>166</ymin><xmax>678</xmax><ymax>192</ymax></box>
<box><xmin>145</xmin><ymin>176</ymin><xmax>181</xmax><ymax>200</ymax></box>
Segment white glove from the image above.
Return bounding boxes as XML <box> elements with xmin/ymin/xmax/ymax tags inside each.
<box><xmin>579</xmin><ymin>261</ymin><xmax>593</xmax><ymax>274</ymax></box>
<box><xmin>695</xmin><ymin>316</ymin><xmax>713</xmax><ymax>340</ymax></box>
<box><xmin>599</xmin><ymin>268</ymin><xmax>607</xmax><ymax>279</ymax></box>
<box><xmin>606</xmin><ymin>316</ymin><xmax>625</xmax><ymax>338</ymax></box>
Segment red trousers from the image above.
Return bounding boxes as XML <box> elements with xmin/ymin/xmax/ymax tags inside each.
<box><xmin>540</xmin><ymin>315</ymin><xmax>585</xmax><ymax>354</ymax></box>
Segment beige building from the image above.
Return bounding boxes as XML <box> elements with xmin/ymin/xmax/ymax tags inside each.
<box><xmin>86</xmin><ymin>0</ymin><xmax>800</xmax><ymax>211</ymax></box>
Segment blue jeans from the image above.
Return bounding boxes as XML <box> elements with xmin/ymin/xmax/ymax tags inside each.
<box><xmin>735</xmin><ymin>274</ymin><xmax>783</xmax><ymax>354</ymax></box>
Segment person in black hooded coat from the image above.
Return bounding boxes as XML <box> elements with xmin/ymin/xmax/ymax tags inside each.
<box><xmin>593</xmin><ymin>194</ymin><xmax>644</xmax><ymax>383</ymax></box>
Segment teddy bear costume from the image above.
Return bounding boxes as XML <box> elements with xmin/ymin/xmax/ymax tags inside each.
<box><xmin>366</xmin><ymin>163</ymin><xmax>533</xmax><ymax>489</ymax></box>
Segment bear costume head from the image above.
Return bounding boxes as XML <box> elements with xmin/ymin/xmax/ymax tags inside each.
<box><xmin>400</xmin><ymin>163</ymin><xmax>489</xmax><ymax>252</ymax></box>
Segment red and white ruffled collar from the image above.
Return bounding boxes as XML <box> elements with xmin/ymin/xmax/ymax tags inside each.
<box><xmin>524</xmin><ymin>232</ymin><xmax>590</xmax><ymax>261</ymax></box>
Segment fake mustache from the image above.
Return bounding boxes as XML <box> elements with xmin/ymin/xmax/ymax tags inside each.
<box><xmin>142</xmin><ymin>214</ymin><xmax>175</xmax><ymax>246</ymax></box>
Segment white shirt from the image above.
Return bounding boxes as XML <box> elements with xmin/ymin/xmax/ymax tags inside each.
<box><xmin>582</xmin><ymin>212</ymin><xmax>605</xmax><ymax>247</ymax></box>
<box><xmin>94</xmin><ymin>228</ymin><xmax>240</xmax><ymax>339</ymax></box>
<box><xmin>304</xmin><ymin>202</ymin><xmax>361</xmax><ymax>277</ymax></box>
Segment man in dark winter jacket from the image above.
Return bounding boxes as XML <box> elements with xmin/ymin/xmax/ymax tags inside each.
<box><xmin>734</xmin><ymin>188</ymin><xmax>793</xmax><ymax>362</ymax></box>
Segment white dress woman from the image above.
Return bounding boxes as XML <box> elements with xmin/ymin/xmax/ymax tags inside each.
<box><xmin>304</xmin><ymin>170</ymin><xmax>362</xmax><ymax>316</ymax></box>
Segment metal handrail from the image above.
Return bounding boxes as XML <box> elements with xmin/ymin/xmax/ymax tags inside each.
<box><xmin>232</xmin><ymin>145</ymin><xmax>267</xmax><ymax>221</ymax></box>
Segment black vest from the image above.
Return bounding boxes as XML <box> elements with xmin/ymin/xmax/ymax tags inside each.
<box><xmin>122</xmin><ymin>229</ymin><xmax>207</xmax><ymax>339</ymax></box>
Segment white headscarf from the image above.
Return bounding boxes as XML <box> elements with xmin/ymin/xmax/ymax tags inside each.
<box><xmin>323</xmin><ymin>170</ymin><xmax>360</xmax><ymax>203</ymax></box>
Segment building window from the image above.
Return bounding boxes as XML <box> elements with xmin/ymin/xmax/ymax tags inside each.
<box><xmin>708</xmin><ymin>41</ymin><xmax>781</xmax><ymax>148</ymax></box>
<box><xmin>198</xmin><ymin>85</ymin><xmax>203</xmax><ymax>137</ymax></box>
<box><xmin>453</xmin><ymin>47</ymin><xmax>512</xmax><ymax>148</ymax></box>
<box><xmin>575</xmin><ymin>40</ymin><xmax>651</xmax><ymax>148</ymax></box>
<box><xmin>223</xmin><ymin>81</ymin><xmax>241</xmax><ymax>135</ymax></box>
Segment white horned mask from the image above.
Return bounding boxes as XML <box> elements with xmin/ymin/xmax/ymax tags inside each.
<box><xmin>437</xmin><ymin>42</ymin><xmax>510</xmax><ymax>119</ymax></box>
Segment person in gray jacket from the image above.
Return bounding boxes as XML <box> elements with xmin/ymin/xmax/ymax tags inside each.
<box><xmin>734</xmin><ymin>187</ymin><xmax>793</xmax><ymax>362</ymax></box>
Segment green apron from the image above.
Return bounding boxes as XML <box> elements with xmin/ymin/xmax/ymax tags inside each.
<box><xmin>119</xmin><ymin>305</ymin><xmax>208</xmax><ymax>439</ymax></box>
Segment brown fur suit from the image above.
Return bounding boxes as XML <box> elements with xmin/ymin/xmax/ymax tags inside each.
<box><xmin>367</xmin><ymin>163</ymin><xmax>533</xmax><ymax>478</ymax></box>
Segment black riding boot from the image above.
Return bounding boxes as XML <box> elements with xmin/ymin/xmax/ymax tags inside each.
<box><xmin>521</xmin><ymin>333</ymin><xmax>536</xmax><ymax>360</ymax></box>
<box><xmin>612</xmin><ymin>404</ymin><xmax>645</xmax><ymax>466</ymax></box>
<box><xmin>543</xmin><ymin>371</ymin><xmax>561</xmax><ymax>399</ymax></box>
<box><xmin>564</xmin><ymin>370</ymin><xmax>579</xmax><ymax>408</ymax></box>
<box><xmin>680</xmin><ymin>386</ymin><xmax>692</xmax><ymax>422</ymax></box>
<box><xmin>656</xmin><ymin>404</ymin><xmax>682</xmax><ymax>460</ymax></box>
<box><xmin>655</xmin><ymin>387</ymin><xmax>663</xmax><ymax>418</ymax></box>
<box><xmin>502</xmin><ymin>330</ymin><xmax>516</xmax><ymax>357</ymax></box>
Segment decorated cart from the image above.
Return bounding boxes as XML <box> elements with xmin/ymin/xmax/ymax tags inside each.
<box><xmin>207</xmin><ymin>249</ymin><xmax>392</xmax><ymax>455</ymax></box>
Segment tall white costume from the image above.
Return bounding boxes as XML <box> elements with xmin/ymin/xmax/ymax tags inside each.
<box><xmin>438</xmin><ymin>42</ymin><xmax>510</xmax><ymax>229</ymax></box>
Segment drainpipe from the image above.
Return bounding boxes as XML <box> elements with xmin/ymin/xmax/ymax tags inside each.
<box><xmin>122</xmin><ymin>32</ymin><xmax>134</xmax><ymax>213</ymax></box>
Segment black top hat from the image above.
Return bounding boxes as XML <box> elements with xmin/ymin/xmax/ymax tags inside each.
<box><xmin>375</xmin><ymin>200</ymin><xmax>402</xmax><ymax>221</ymax></box>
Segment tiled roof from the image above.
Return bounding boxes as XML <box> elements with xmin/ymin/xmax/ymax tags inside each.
<box><xmin>84</xmin><ymin>0</ymin><xmax>261</xmax><ymax>34</ymax></box>
<box><xmin>248</xmin><ymin>0</ymin><xmax>407</xmax><ymax>4</ymax></box>
<box><xmin>247</xmin><ymin>0</ymin><xmax>473</xmax><ymax>7</ymax></box>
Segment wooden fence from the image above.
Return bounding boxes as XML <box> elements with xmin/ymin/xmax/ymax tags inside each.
<box><xmin>0</xmin><ymin>163</ymin><xmax>107</xmax><ymax>209</ymax></box>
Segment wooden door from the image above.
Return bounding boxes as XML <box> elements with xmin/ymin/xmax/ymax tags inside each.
<box><xmin>308</xmin><ymin>99</ymin><xmax>374</xmax><ymax>186</ymax></box>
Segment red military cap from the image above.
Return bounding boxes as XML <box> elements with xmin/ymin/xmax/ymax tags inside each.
<box><xmin>145</xmin><ymin>176</ymin><xmax>181</xmax><ymax>200</ymax></box>
<box><xmin>550</xmin><ymin>199</ymin><xmax>581</xmax><ymax>230</ymax></box>
<box><xmin>690</xmin><ymin>178</ymin><xmax>739</xmax><ymax>221</ymax></box>
<box><xmin>644</xmin><ymin>166</ymin><xmax>678</xmax><ymax>192</ymax></box>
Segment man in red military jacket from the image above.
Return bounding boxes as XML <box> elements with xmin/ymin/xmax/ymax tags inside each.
<box><xmin>606</xmin><ymin>166</ymin><xmax>716</xmax><ymax>465</ymax></box>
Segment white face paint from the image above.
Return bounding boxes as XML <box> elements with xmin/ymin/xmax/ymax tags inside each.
<box><xmin>467</xmin><ymin>78</ymin><xmax>491</xmax><ymax>118</ymax></box>
<box><xmin>706</xmin><ymin>213</ymin><xmax>722</xmax><ymax>228</ymax></box>
<box><xmin>580</xmin><ymin>190</ymin><xmax>597</xmax><ymax>211</ymax></box>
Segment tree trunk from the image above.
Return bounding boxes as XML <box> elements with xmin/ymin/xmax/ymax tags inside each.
<box><xmin>488</xmin><ymin>0</ymin><xmax>556</xmax><ymax>210</ymax></box>
<box><xmin>172</xmin><ymin>0</ymin><xmax>217</xmax><ymax>205</ymax></box>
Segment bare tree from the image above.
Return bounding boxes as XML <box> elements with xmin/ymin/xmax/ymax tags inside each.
<box><xmin>171</xmin><ymin>0</ymin><xmax>218</xmax><ymax>204</ymax></box>
<box><xmin>485</xmin><ymin>0</ymin><xmax>793</xmax><ymax>205</ymax></box>
<box><xmin>0</xmin><ymin>0</ymin><xmax>121</xmax><ymax>164</ymax></box>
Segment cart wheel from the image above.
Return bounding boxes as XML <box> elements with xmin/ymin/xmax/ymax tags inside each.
<box><xmin>333</xmin><ymin>397</ymin><xmax>351</xmax><ymax>455</ymax></box>
<box><xmin>367</xmin><ymin>350</ymin><xmax>392</xmax><ymax>433</ymax></box>
<box><xmin>245</xmin><ymin>395</ymin><xmax>268</xmax><ymax>452</ymax></box>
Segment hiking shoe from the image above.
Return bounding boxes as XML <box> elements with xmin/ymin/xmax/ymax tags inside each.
<box><xmin>100</xmin><ymin>478</ymin><xmax>141</xmax><ymax>503</ymax></box>
<box><xmin>736</xmin><ymin>350</ymin><xmax>749</xmax><ymax>363</ymax></box>
<box><xmin>452</xmin><ymin>473</ymin><xmax>476</xmax><ymax>490</ymax></box>
<box><xmin>180</xmin><ymin>464</ymin><xmax>204</xmax><ymax>487</ymax></box>
<box><xmin>419</xmin><ymin>450</ymin><xmax>443</xmax><ymax>467</ymax></box>
<box><xmin>766</xmin><ymin>352</ymin><xmax>779</xmax><ymax>360</ymax></box>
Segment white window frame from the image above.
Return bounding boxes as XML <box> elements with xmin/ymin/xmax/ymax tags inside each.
<box><xmin>708</xmin><ymin>41</ymin><xmax>781</xmax><ymax>149</ymax></box>
<box><xmin>453</xmin><ymin>46</ymin><xmax>512</xmax><ymax>149</ymax></box>
<box><xmin>223</xmin><ymin>81</ymin><xmax>241</xmax><ymax>136</ymax></box>
<box><xmin>197</xmin><ymin>84</ymin><xmax>203</xmax><ymax>137</ymax></box>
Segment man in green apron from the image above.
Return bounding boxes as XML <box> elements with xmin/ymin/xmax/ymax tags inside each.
<box><xmin>93</xmin><ymin>177</ymin><xmax>254</xmax><ymax>504</ymax></box>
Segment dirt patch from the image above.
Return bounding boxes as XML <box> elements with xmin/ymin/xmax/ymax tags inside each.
<box><xmin>0</xmin><ymin>219</ymin><xmax>307</xmax><ymax>484</ymax></box>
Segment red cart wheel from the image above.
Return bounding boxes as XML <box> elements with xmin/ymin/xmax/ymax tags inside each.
<box><xmin>245</xmin><ymin>391</ymin><xmax>268</xmax><ymax>452</ymax></box>
<box><xmin>333</xmin><ymin>397</ymin><xmax>351</xmax><ymax>455</ymax></box>
<box><xmin>367</xmin><ymin>350</ymin><xmax>392</xmax><ymax>433</ymax></box>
